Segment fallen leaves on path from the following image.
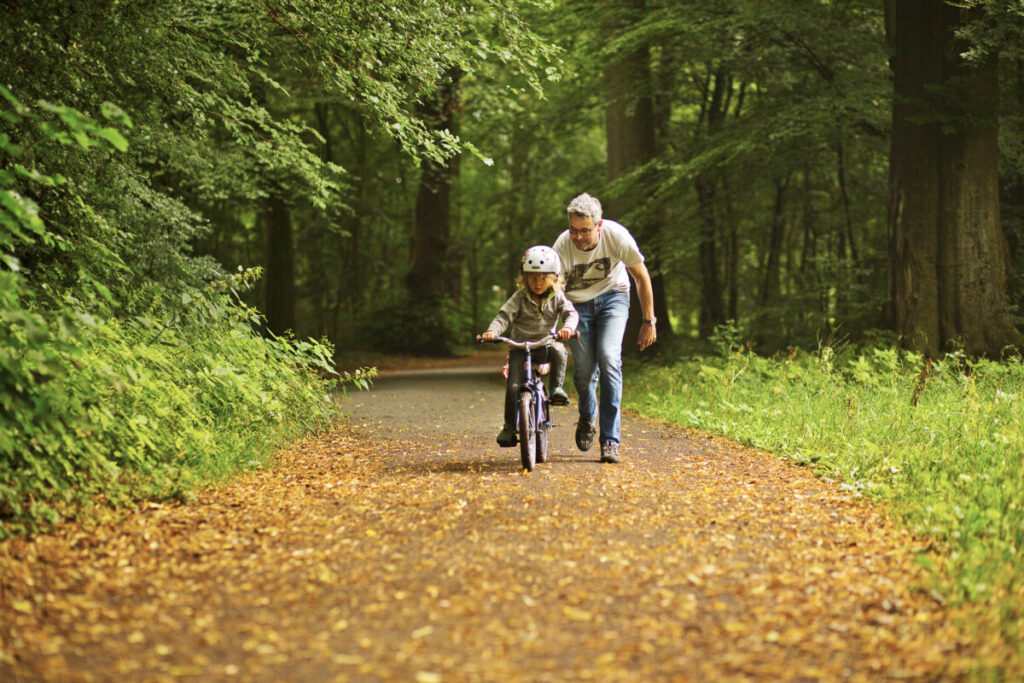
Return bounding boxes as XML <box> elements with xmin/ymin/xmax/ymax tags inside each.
<box><xmin>0</xmin><ymin>416</ymin><xmax>977</xmax><ymax>681</ymax></box>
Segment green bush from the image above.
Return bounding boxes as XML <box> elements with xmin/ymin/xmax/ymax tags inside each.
<box><xmin>0</xmin><ymin>271</ymin><xmax>365</xmax><ymax>537</ymax></box>
<box><xmin>1</xmin><ymin>89</ymin><xmax>372</xmax><ymax>538</ymax></box>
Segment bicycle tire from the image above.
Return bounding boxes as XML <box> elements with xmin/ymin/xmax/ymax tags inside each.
<box><xmin>518</xmin><ymin>392</ymin><xmax>536</xmax><ymax>471</ymax></box>
<box><xmin>536</xmin><ymin>396</ymin><xmax>548</xmax><ymax>463</ymax></box>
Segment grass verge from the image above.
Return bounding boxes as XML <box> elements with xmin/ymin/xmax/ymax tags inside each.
<box><xmin>627</xmin><ymin>342</ymin><xmax>1023</xmax><ymax>675</ymax></box>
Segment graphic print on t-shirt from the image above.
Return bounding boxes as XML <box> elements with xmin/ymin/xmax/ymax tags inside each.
<box><xmin>566</xmin><ymin>257</ymin><xmax>612</xmax><ymax>292</ymax></box>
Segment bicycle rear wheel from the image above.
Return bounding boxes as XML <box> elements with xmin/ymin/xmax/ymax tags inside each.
<box><xmin>518</xmin><ymin>392</ymin><xmax>536</xmax><ymax>471</ymax></box>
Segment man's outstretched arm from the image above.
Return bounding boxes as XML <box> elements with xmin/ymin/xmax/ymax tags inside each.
<box><xmin>628</xmin><ymin>262</ymin><xmax>657</xmax><ymax>351</ymax></box>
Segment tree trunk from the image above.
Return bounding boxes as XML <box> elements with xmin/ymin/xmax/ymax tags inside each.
<box><xmin>603</xmin><ymin>0</ymin><xmax>671</xmax><ymax>348</ymax></box>
<box><xmin>886</xmin><ymin>0</ymin><xmax>1022</xmax><ymax>356</ymax></box>
<box><xmin>836</xmin><ymin>137</ymin><xmax>858</xmax><ymax>264</ymax></box>
<box><xmin>833</xmin><ymin>133</ymin><xmax>861</xmax><ymax>327</ymax></box>
<box><xmin>723</xmin><ymin>84</ymin><xmax>745</xmax><ymax>324</ymax></box>
<box><xmin>754</xmin><ymin>177</ymin><xmax>789</xmax><ymax>348</ymax></box>
<box><xmin>723</xmin><ymin>178</ymin><xmax>739</xmax><ymax>322</ymax></box>
<box><xmin>695</xmin><ymin>175</ymin><xmax>726</xmax><ymax>338</ymax></box>
<box><xmin>331</xmin><ymin>109</ymin><xmax>369</xmax><ymax>348</ymax></box>
<box><xmin>693</xmin><ymin>66</ymin><xmax>730</xmax><ymax>339</ymax></box>
<box><xmin>312</xmin><ymin>102</ymin><xmax>334</xmax><ymax>339</ymax></box>
<box><xmin>759</xmin><ymin>177</ymin><xmax>789</xmax><ymax>309</ymax></box>
<box><xmin>1002</xmin><ymin>58</ymin><xmax>1024</xmax><ymax>319</ymax></box>
<box><xmin>407</xmin><ymin>70</ymin><xmax>461</xmax><ymax>355</ymax></box>
<box><xmin>798</xmin><ymin>165</ymin><xmax>821</xmax><ymax>332</ymax></box>
<box><xmin>264</xmin><ymin>194</ymin><xmax>295</xmax><ymax>336</ymax></box>
<box><xmin>509</xmin><ymin>114</ymin><xmax>533</xmax><ymax>286</ymax></box>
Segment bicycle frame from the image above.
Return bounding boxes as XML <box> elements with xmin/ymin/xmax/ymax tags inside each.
<box><xmin>515</xmin><ymin>338</ymin><xmax>551</xmax><ymax>430</ymax></box>
<box><xmin>505</xmin><ymin>336</ymin><xmax>554</xmax><ymax>429</ymax></box>
<box><xmin>480</xmin><ymin>332</ymin><xmax>560</xmax><ymax>470</ymax></box>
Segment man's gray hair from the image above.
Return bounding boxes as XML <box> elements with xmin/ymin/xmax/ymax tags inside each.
<box><xmin>566</xmin><ymin>193</ymin><xmax>602</xmax><ymax>222</ymax></box>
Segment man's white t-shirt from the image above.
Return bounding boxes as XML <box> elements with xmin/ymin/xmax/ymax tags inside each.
<box><xmin>553</xmin><ymin>219</ymin><xmax>645</xmax><ymax>304</ymax></box>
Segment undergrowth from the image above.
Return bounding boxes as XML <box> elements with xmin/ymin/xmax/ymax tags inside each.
<box><xmin>0</xmin><ymin>271</ymin><xmax>374</xmax><ymax>538</ymax></box>
<box><xmin>1</xmin><ymin>89</ymin><xmax>375</xmax><ymax>538</ymax></box>
<box><xmin>628</xmin><ymin>327</ymin><xmax>1023</xmax><ymax>671</ymax></box>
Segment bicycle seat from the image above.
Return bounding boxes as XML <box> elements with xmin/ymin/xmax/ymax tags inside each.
<box><xmin>536</xmin><ymin>363</ymin><xmax>551</xmax><ymax>376</ymax></box>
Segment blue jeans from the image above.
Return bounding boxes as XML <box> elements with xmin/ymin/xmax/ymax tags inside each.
<box><xmin>568</xmin><ymin>290</ymin><xmax>629</xmax><ymax>445</ymax></box>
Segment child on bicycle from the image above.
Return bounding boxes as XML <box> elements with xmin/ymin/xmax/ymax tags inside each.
<box><xmin>478</xmin><ymin>245</ymin><xmax>579</xmax><ymax>447</ymax></box>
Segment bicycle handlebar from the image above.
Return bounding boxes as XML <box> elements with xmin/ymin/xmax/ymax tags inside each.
<box><xmin>476</xmin><ymin>331</ymin><xmax>580</xmax><ymax>349</ymax></box>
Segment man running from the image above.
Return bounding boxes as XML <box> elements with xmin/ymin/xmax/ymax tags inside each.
<box><xmin>553</xmin><ymin>193</ymin><xmax>657</xmax><ymax>464</ymax></box>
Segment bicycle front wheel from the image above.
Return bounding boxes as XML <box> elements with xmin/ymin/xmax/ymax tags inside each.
<box><xmin>536</xmin><ymin>397</ymin><xmax>548</xmax><ymax>464</ymax></box>
<box><xmin>536</xmin><ymin>424</ymin><xmax>547</xmax><ymax>464</ymax></box>
<box><xmin>518</xmin><ymin>392</ymin><xmax>536</xmax><ymax>471</ymax></box>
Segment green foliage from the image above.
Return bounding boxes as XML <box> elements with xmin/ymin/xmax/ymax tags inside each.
<box><xmin>1</xmin><ymin>0</ymin><xmax>564</xmax><ymax>536</ymax></box>
<box><xmin>0</xmin><ymin>85</ymin><xmax>130</xmax><ymax>277</ymax></box>
<box><xmin>258</xmin><ymin>0</ymin><xmax>558</xmax><ymax>164</ymax></box>
<box><xmin>576</xmin><ymin>0</ymin><xmax>892</xmax><ymax>346</ymax></box>
<box><xmin>0</xmin><ymin>91</ymin><xmax>128</xmax><ymax>532</ymax></box>
<box><xmin>1</xmin><ymin>0</ymin><xmax>557</xmax><ymax>321</ymax></box>
<box><xmin>0</xmin><ymin>89</ymin><xmax>372</xmax><ymax>538</ymax></box>
<box><xmin>359</xmin><ymin>291</ymin><xmax>462</xmax><ymax>355</ymax></box>
<box><xmin>628</xmin><ymin>340</ymin><xmax>1024</xmax><ymax>636</ymax></box>
<box><xmin>0</xmin><ymin>270</ymin><xmax>369</xmax><ymax>538</ymax></box>
<box><xmin>955</xmin><ymin>0</ymin><xmax>1024</xmax><ymax>62</ymax></box>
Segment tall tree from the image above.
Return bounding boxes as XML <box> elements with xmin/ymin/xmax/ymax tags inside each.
<box><xmin>603</xmin><ymin>0</ymin><xmax>673</xmax><ymax>346</ymax></box>
<box><xmin>693</xmin><ymin>66</ymin><xmax>732</xmax><ymax>339</ymax></box>
<box><xmin>407</xmin><ymin>71</ymin><xmax>463</xmax><ymax>354</ymax></box>
<box><xmin>756</xmin><ymin>175</ymin><xmax>790</xmax><ymax>338</ymax></box>
<box><xmin>885</xmin><ymin>0</ymin><xmax>1023</xmax><ymax>356</ymax></box>
<box><xmin>1003</xmin><ymin>57</ymin><xmax>1024</xmax><ymax>314</ymax></box>
<box><xmin>264</xmin><ymin>194</ymin><xmax>296</xmax><ymax>335</ymax></box>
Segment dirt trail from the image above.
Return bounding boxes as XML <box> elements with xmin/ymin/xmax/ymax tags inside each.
<box><xmin>1</xmin><ymin>360</ymin><xmax>971</xmax><ymax>681</ymax></box>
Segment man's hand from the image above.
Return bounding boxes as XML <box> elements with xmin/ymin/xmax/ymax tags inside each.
<box><xmin>638</xmin><ymin>322</ymin><xmax>656</xmax><ymax>351</ymax></box>
<box><xmin>556</xmin><ymin>326</ymin><xmax>574</xmax><ymax>341</ymax></box>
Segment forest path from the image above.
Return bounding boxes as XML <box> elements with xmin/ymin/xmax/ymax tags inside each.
<box><xmin>1</xmin><ymin>358</ymin><xmax>970</xmax><ymax>680</ymax></box>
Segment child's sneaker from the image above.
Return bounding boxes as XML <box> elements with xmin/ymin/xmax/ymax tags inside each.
<box><xmin>496</xmin><ymin>423</ymin><xmax>517</xmax><ymax>447</ymax></box>
<box><xmin>550</xmin><ymin>387</ymin><xmax>570</xmax><ymax>406</ymax></box>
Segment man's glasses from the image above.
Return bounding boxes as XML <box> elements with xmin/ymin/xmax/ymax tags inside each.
<box><xmin>569</xmin><ymin>228</ymin><xmax>593</xmax><ymax>237</ymax></box>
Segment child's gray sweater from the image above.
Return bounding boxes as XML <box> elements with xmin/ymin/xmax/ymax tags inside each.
<box><xmin>486</xmin><ymin>288</ymin><xmax>578</xmax><ymax>341</ymax></box>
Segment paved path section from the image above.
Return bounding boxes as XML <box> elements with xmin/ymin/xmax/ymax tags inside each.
<box><xmin>0</xmin><ymin>364</ymin><xmax>969</xmax><ymax>680</ymax></box>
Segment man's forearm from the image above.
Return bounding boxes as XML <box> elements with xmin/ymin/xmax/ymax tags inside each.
<box><xmin>630</xmin><ymin>263</ymin><xmax>655</xmax><ymax>319</ymax></box>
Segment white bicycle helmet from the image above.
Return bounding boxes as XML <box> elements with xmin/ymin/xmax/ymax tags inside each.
<box><xmin>522</xmin><ymin>245</ymin><xmax>560</xmax><ymax>273</ymax></box>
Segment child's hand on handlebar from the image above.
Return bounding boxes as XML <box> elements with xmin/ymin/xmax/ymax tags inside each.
<box><xmin>477</xmin><ymin>330</ymin><xmax>496</xmax><ymax>342</ymax></box>
<box><xmin>557</xmin><ymin>327</ymin><xmax>577</xmax><ymax>341</ymax></box>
